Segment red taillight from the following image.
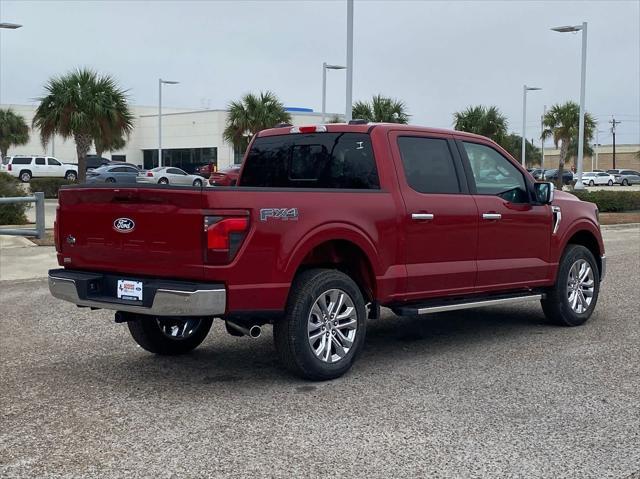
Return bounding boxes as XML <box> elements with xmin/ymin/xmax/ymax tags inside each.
<box><xmin>204</xmin><ymin>215</ymin><xmax>249</xmax><ymax>263</ymax></box>
<box><xmin>8</xmin><ymin>164</ymin><xmax>12</xmax><ymax>171</ymax></box>
<box><xmin>146</xmin><ymin>171</ymin><xmax>153</xmax><ymax>177</ymax></box>
<box><xmin>290</xmin><ymin>125</ymin><xmax>327</xmax><ymax>134</ymax></box>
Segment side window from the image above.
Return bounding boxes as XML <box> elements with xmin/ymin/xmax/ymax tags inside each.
<box><xmin>463</xmin><ymin>142</ymin><xmax>528</xmax><ymax>203</ymax></box>
<box><xmin>598</xmin><ymin>173</ymin><xmax>608</xmax><ymax>177</ymax></box>
<box><xmin>111</xmin><ymin>167</ymin><xmax>126</xmax><ymax>173</ymax></box>
<box><xmin>11</xmin><ymin>157</ymin><xmax>32</xmax><ymax>165</ymax></box>
<box><xmin>48</xmin><ymin>158</ymin><xmax>61</xmax><ymax>166</ymax></box>
<box><xmin>397</xmin><ymin>137</ymin><xmax>461</xmax><ymax>194</ymax></box>
<box><xmin>35</xmin><ymin>157</ymin><xmax>46</xmax><ymax>165</ymax></box>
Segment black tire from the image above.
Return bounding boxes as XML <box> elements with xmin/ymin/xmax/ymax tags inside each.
<box><xmin>105</xmin><ymin>177</ymin><xmax>116</xmax><ymax>183</ymax></box>
<box><xmin>19</xmin><ymin>170</ymin><xmax>32</xmax><ymax>183</ymax></box>
<box><xmin>127</xmin><ymin>315</ymin><xmax>213</xmax><ymax>355</ymax></box>
<box><xmin>541</xmin><ymin>244</ymin><xmax>600</xmax><ymax>327</ymax></box>
<box><xmin>608</xmin><ymin>179</ymin><xmax>613</xmax><ymax>186</ymax></box>
<box><xmin>158</xmin><ymin>178</ymin><xmax>169</xmax><ymax>185</ymax></box>
<box><xmin>622</xmin><ymin>179</ymin><xmax>629</xmax><ymax>186</ymax></box>
<box><xmin>274</xmin><ymin>268</ymin><xmax>367</xmax><ymax>380</ymax></box>
<box><xmin>65</xmin><ymin>171</ymin><xmax>77</xmax><ymax>182</ymax></box>
<box><xmin>193</xmin><ymin>179</ymin><xmax>203</xmax><ymax>187</ymax></box>
<box><xmin>589</xmin><ymin>180</ymin><xmax>595</xmax><ymax>186</ymax></box>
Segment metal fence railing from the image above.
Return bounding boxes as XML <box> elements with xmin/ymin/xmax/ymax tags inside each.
<box><xmin>0</xmin><ymin>192</ymin><xmax>45</xmax><ymax>239</ymax></box>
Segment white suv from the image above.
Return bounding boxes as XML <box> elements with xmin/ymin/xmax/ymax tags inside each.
<box><xmin>1</xmin><ymin>156</ymin><xmax>78</xmax><ymax>182</ymax></box>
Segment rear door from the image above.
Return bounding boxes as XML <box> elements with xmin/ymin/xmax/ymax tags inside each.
<box><xmin>457</xmin><ymin>139</ymin><xmax>551</xmax><ymax>291</ymax></box>
<box><xmin>34</xmin><ymin>157</ymin><xmax>48</xmax><ymax>177</ymax></box>
<box><xmin>390</xmin><ymin>131</ymin><xmax>478</xmax><ymax>300</ymax></box>
<box><xmin>57</xmin><ymin>187</ymin><xmax>205</xmax><ymax>280</ymax></box>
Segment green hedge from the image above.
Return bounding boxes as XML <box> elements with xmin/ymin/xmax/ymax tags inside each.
<box><xmin>0</xmin><ymin>172</ymin><xmax>28</xmax><ymax>225</ymax></box>
<box><xmin>29</xmin><ymin>178</ymin><xmax>75</xmax><ymax>199</ymax></box>
<box><xmin>572</xmin><ymin>190</ymin><xmax>640</xmax><ymax>212</ymax></box>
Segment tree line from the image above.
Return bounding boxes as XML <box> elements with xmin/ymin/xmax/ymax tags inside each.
<box><xmin>0</xmin><ymin>67</ymin><xmax>596</xmax><ymax>185</ymax></box>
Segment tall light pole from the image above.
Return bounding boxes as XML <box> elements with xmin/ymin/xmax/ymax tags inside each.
<box><xmin>541</xmin><ymin>105</ymin><xmax>546</xmax><ymax>168</ymax></box>
<box><xmin>322</xmin><ymin>62</ymin><xmax>346</xmax><ymax>123</ymax></box>
<box><xmin>158</xmin><ymin>78</ymin><xmax>179</xmax><ymax>167</ymax></box>
<box><xmin>345</xmin><ymin>0</ymin><xmax>354</xmax><ymax>122</ymax></box>
<box><xmin>552</xmin><ymin>22</ymin><xmax>587</xmax><ymax>189</ymax></box>
<box><xmin>522</xmin><ymin>85</ymin><xmax>541</xmax><ymax>167</ymax></box>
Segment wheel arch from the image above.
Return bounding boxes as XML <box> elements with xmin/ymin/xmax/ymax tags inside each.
<box><xmin>560</xmin><ymin>224</ymin><xmax>604</xmax><ymax>278</ymax></box>
<box><xmin>285</xmin><ymin>225</ymin><xmax>381</xmax><ymax>302</ymax></box>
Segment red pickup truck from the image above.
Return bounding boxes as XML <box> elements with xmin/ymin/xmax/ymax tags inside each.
<box><xmin>49</xmin><ymin>123</ymin><xmax>605</xmax><ymax>380</ymax></box>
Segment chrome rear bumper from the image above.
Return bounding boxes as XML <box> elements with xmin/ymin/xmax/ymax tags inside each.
<box><xmin>48</xmin><ymin>269</ymin><xmax>226</xmax><ymax>316</ymax></box>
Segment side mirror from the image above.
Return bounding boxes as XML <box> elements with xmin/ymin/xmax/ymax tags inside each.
<box><xmin>534</xmin><ymin>181</ymin><xmax>555</xmax><ymax>204</ymax></box>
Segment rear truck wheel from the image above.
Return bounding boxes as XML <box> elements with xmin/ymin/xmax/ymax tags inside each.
<box><xmin>65</xmin><ymin>171</ymin><xmax>77</xmax><ymax>181</ymax></box>
<box><xmin>20</xmin><ymin>170</ymin><xmax>32</xmax><ymax>183</ymax></box>
<box><xmin>127</xmin><ymin>315</ymin><xmax>213</xmax><ymax>355</ymax></box>
<box><xmin>193</xmin><ymin>179</ymin><xmax>203</xmax><ymax>187</ymax></box>
<box><xmin>105</xmin><ymin>177</ymin><xmax>116</xmax><ymax>183</ymax></box>
<box><xmin>158</xmin><ymin>177</ymin><xmax>169</xmax><ymax>185</ymax></box>
<box><xmin>274</xmin><ymin>268</ymin><xmax>367</xmax><ymax>380</ymax></box>
<box><xmin>541</xmin><ymin>244</ymin><xmax>600</xmax><ymax>327</ymax></box>
<box><xmin>608</xmin><ymin>179</ymin><xmax>613</xmax><ymax>186</ymax></box>
<box><xmin>622</xmin><ymin>179</ymin><xmax>629</xmax><ymax>186</ymax></box>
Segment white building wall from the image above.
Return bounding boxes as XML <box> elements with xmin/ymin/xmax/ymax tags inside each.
<box><xmin>2</xmin><ymin>104</ymin><xmax>338</xmax><ymax>170</ymax></box>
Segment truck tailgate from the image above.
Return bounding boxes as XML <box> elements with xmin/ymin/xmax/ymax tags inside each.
<box><xmin>56</xmin><ymin>187</ymin><xmax>205</xmax><ymax>280</ymax></box>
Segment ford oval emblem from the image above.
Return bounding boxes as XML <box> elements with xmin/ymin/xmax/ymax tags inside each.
<box><xmin>113</xmin><ymin>217</ymin><xmax>135</xmax><ymax>233</ymax></box>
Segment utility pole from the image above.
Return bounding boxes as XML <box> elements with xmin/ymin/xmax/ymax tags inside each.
<box><xmin>610</xmin><ymin>117</ymin><xmax>621</xmax><ymax>169</ymax></box>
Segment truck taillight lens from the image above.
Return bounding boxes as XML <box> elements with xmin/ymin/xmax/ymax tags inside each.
<box><xmin>204</xmin><ymin>215</ymin><xmax>249</xmax><ymax>263</ymax></box>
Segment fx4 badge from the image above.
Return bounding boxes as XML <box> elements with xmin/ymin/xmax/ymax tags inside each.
<box><xmin>260</xmin><ymin>208</ymin><xmax>299</xmax><ymax>222</ymax></box>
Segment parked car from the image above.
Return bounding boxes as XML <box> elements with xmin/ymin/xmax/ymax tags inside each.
<box><xmin>529</xmin><ymin>168</ymin><xmax>546</xmax><ymax>180</ymax></box>
<box><xmin>195</xmin><ymin>163</ymin><xmax>214</xmax><ymax>179</ymax></box>
<box><xmin>137</xmin><ymin>166</ymin><xmax>205</xmax><ymax>186</ymax></box>
<box><xmin>209</xmin><ymin>165</ymin><xmax>241</xmax><ymax>186</ymax></box>
<box><xmin>581</xmin><ymin>172</ymin><xmax>616</xmax><ymax>186</ymax></box>
<box><xmin>49</xmin><ymin>123</ymin><xmax>605</xmax><ymax>380</ymax></box>
<box><xmin>544</xmin><ymin>168</ymin><xmax>574</xmax><ymax>185</ymax></box>
<box><xmin>2</xmin><ymin>155</ymin><xmax>78</xmax><ymax>182</ymax></box>
<box><xmin>606</xmin><ymin>169</ymin><xmax>640</xmax><ymax>186</ymax></box>
<box><xmin>85</xmin><ymin>164</ymin><xmax>140</xmax><ymax>184</ymax></box>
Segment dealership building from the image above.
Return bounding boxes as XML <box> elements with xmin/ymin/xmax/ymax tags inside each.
<box><xmin>2</xmin><ymin>104</ymin><xmax>336</xmax><ymax>172</ymax></box>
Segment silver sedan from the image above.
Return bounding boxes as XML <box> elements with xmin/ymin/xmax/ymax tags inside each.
<box><xmin>137</xmin><ymin>167</ymin><xmax>205</xmax><ymax>187</ymax></box>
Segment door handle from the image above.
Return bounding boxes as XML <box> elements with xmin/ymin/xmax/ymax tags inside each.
<box><xmin>482</xmin><ymin>213</ymin><xmax>502</xmax><ymax>220</ymax></box>
<box><xmin>411</xmin><ymin>213</ymin><xmax>434</xmax><ymax>221</ymax></box>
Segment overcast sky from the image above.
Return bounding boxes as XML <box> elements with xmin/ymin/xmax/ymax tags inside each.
<box><xmin>1</xmin><ymin>0</ymin><xmax>639</xmax><ymax>144</ymax></box>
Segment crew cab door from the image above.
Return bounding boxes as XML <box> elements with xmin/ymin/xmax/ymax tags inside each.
<box><xmin>457</xmin><ymin>139</ymin><xmax>551</xmax><ymax>291</ymax></box>
<box><xmin>390</xmin><ymin>131</ymin><xmax>478</xmax><ymax>300</ymax></box>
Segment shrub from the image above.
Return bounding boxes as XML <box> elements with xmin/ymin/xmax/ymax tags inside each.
<box><xmin>29</xmin><ymin>178</ymin><xmax>75</xmax><ymax>199</ymax></box>
<box><xmin>0</xmin><ymin>172</ymin><xmax>28</xmax><ymax>225</ymax></box>
<box><xmin>572</xmin><ymin>190</ymin><xmax>640</xmax><ymax>212</ymax></box>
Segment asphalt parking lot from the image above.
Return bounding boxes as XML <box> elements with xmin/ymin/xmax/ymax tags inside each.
<box><xmin>1</xmin><ymin>225</ymin><xmax>639</xmax><ymax>478</ymax></box>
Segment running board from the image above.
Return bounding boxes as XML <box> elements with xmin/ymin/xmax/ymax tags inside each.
<box><xmin>393</xmin><ymin>293</ymin><xmax>543</xmax><ymax>316</ymax></box>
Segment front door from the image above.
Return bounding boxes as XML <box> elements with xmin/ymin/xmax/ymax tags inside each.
<box><xmin>390</xmin><ymin>132</ymin><xmax>478</xmax><ymax>301</ymax></box>
<box><xmin>458</xmin><ymin>140</ymin><xmax>552</xmax><ymax>292</ymax></box>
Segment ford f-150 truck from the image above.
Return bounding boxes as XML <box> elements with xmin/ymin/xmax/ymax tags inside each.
<box><xmin>49</xmin><ymin>123</ymin><xmax>605</xmax><ymax>380</ymax></box>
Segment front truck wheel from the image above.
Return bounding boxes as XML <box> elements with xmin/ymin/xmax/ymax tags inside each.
<box><xmin>274</xmin><ymin>269</ymin><xmax>367</xmax><ymax>380</ymax></box>
<box><xmin>127</xmin><ymin>315</ymin><xmax>213</xmax><ymax>355</ymax></box>
<box><xmin>541</xmin><ymin>245</ymin><xmax>600</xmax><ymax>327</ymax></box>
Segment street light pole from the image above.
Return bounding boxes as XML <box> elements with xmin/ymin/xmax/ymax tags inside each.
<box><xmin>322</xmin><ymin>62</ymin><xmax>346</xmax><ymax>123</ymax></box>
<box><xmin>551</xmin><ymin>22</ymin><xmax>588</xmax><ymax>189</ymax></box>
<box><xmin>345</xmin><ymin>0</ymin><xmax>354</xmax><ymax>122</ymax></box>
<box><xmin>158</xmin><ymin>78</ymin><xmax>179</xmax><ymax>167</ymax></box>
<box><xmin>522</xmin><ymin>85</ymin><xmax>541</xmax><ymax>168</ymax></box>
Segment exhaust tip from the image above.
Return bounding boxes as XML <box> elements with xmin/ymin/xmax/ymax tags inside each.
<box><xmin>249</xmin><ymin>325</ymin><xmax>262</xmax><ymax>339</ymax></box>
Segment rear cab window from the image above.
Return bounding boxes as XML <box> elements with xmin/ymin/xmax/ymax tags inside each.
<box><xmin>240</xmin><ymin>133</ymin><xmax>380</xmax><ymax>189</ymax></box>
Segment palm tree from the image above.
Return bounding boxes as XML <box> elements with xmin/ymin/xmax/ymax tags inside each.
<box><xmin>352</xmin><ymin>94</ymin><xmax>409</xmax><ymax>123</ymax></box>
<box><xmin>502</xmin><ymin>133</ymin><xmax>541</xmax><ymax>166</ymax></box>
<box><xmin>453</xmin><ymin>105</ymin><xmax>508</xmax><ymax>145</ymax></box>
<box><xmin>0</xmin><ymin>108</ymin><xmax>29</xmax><ymax>160</ymax></box>
<box><xmin>32</xmin><ymin>68</ymin><xmax>133</xmax><ymax>181</ymax></box>
<box><xmin>542</xmin><ymin>101</ymin><xmax>596</xmax><ymax>188</ymax></box>
<box><xmin>95</xmin><ymin>134</ymin><xmax>127</xmax><ymax>159</ymax></box>
<box><xmin>223</xmin><ymin>91</ymin><xmax>291</xmax><ymax>153</ymax></box>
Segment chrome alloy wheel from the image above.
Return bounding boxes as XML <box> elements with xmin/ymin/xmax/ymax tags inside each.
<box><xmin>308</xmin><ymin>289</ymin><xmax>358</xmax><ymax>363</ymax></box>
<box><xmin>156</xmin><ymin>317</ymin><xmax>203</xmax><ymax>340</ymax></box>
<box><xmin>566</xmin><ymin>259</ymin><xmax>595</xmax><ymax>314</ymax></box>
